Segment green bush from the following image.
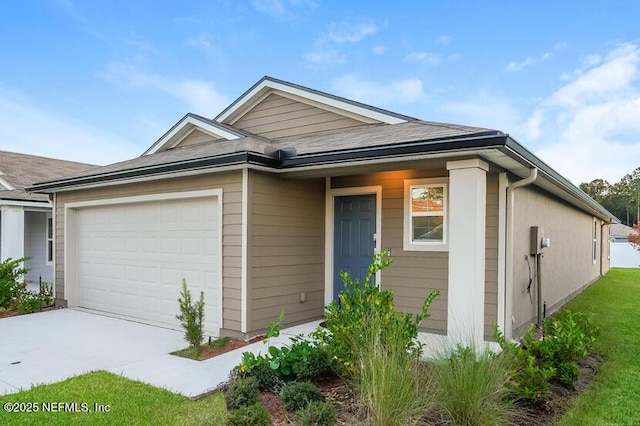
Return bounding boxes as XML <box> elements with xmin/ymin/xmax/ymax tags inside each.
<box><xmin>245</xmin><ymin>362</ymin><xmax>281</xmax><ymax>392</ymax></box>
<box><xmin>281</xmin><ymin>381</ymin><xmax>324</xmax><ymax>412</ymax></box>
<box><xmin>224</xmin><ymin>376</ymin><xmax>259</xmax><ymax>411</ymax></box>
<box><xmin>295</xmin><ymin>400</ymin><xmax>337</xmax><ymax>426</ymax></box>
<box><xmin>494</xmin><ymin>324</ymin><xmax>555</xmax><ymax>404</ymax></box>
<box><xmin>15</xmin><ymin>288</ymin><xmax>52</xmax><ymax>314</ymax></box>
<box><xmin>0</xmin><ymin>257</ymin><xmax>28</xmax><ymax>308</ymax></box>
<box><xmin>175</xmin><ymin>279</ymin><xmax>205</xmax><ymax>351</ymax></box>
<box><xmin>524</xmin><ymin>310</ymin><xmax>599</xmax><ymax>388</ymax></box>
<box><xmin>226</xmin><ymin>403</ymin><xmax>271</xmax><ymax>426</ymax></box>
<box><xmin>433</xmin><ymin>344</ymin><xmax>516</xmax><ymax>426</ymax></box>
<box><xmin>313</xmin><ymin>252</ymin><xmax>439</xmax><ymax>377</ymax></box>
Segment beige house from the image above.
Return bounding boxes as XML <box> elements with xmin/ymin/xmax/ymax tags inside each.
<box><xmin>0</xmin><ymin>151</ymin><xmax>95</xmax><ymax>289</ymax></box>
<box><xmin>28</xmin><ymin>77</ymin><xmax>614</xmax><ymax>342</ymax></box>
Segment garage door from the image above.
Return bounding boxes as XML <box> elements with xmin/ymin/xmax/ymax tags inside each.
<box><xmin>76</xmin><ymin>196</ymin><xmax>220</xmax><ymax>334</ymax></box>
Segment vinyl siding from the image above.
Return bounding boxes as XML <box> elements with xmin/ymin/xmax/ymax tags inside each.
<box><xmin>54</xmin><ymin>171</ymin><xmax>243</xmax><ymax>331</ymax></box>
<box><xmin>511</xmin><ymin>184</ymin><xmax>605</xmax><ymax>337</ymax></box>
<box><xmin>484</xmin><ymin>173</ymin><xmax>499</xmax><ymax>339</ymax></box>
<box><xmin>174</xmin><ymin>129</ymin><xmax>224</xmax><ymax>148</ymax></box>
<box><xmin>233</xmin><ymin>93</ymin><xmax>367</xmax><ymax>139</ymax></box>
<box><xmin>24</xmin><ymin>210</ymin><xmax>53</xmax><ymax>285</ymax></box>
<box><xmin>247</xmin><ymin>170</ymin><xmax>325</xmax><ymax>333</ymax></box>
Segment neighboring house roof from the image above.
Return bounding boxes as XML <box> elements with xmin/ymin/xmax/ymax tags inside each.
<box><xmin>611</xmin><ymin>223</ymin><xmax>635</xmax><ymax>239</ymax></box>
<box><xmin>0</xmin><ymin>150</ymin><xmax>97</xmax><ymax>203</ymax></box>
<box><xmin>27</xmin><ymin>76</ymin><xmax>617</xmax><ymax>223</ymax></box>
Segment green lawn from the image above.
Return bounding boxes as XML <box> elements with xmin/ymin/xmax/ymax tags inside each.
<box><xmin>0</xmin><ymin>371</ymin><xmax>226</xmax><ymax>425</ymax></box>
<box><xmin>557</xmin><ymin>268</ymin><xmax>640</xmax><ymax>425</ymax></box>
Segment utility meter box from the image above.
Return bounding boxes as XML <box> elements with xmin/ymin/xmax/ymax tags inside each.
<box><xmin>530</xmin><ymin>226</ymin><xmax>543</xmax><ymax>255</ymax></box>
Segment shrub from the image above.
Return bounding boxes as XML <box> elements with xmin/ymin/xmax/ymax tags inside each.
<box><xmin>313</xmin><ymin>252</ymin><xmax>439</xmax><ymax>377</ymax></box>
<box><xmin>295</xmin><ymin>400</ymin><xmax>337</xmax><ymax>426</ymax></box>
<box><xmin>15</xmin><ymin>288</ymin><xmax>52</xmax><ymax>314</ymax></box>
<box><xmin>432</xmin><ymin>344</ymin><xmax>516</xmax><ymax>426</ymax></box>
<box><xmin>494</xmin><ymin>324</ymin><xmax>555</xmax><ymax>404</ymax></box>
<box><xmin>226</xmin><ymin>403</ymin><xmax>271</xmax><ymax>426</ymax></box>
<box><xmin>245</xmin><ymin>362</ymin><xmax>281</xmax><ymax>392</ymax></box>
<box><xmin>356</xmin><ymin>319</ymin><xmax>435</xmax><ymax>426</ymax></box>
<box><xmin>224</xmin><ymin>376</ymin><xmax>259</xmax><ymax>411</ymax></box>
<box><xmin>281</xmin><ymin>382</ymin><xmax>324</xmax><ymax>412</ymax></box>
<box><xmin>175</xmin><ymin>279</ymin><xmax>205</xmax><ymax>351</ymax></box>
<box><xmin>524</xmin><ymin>309</ymin><xmax>599</xmax><ymax>388</ymax></box>
<box><xmin>0</xmin><ymin>257</ymin><xmax>28</xmax><ymax>308</ymax></box>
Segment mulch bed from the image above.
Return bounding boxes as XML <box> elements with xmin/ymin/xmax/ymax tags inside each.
<box><xmin>198</xmin><ymin>335</ymin><xmax>265</xmax><ymax>360</ymax></box>
<box><xmin>258</xmin><ymin>354</ymin><xmax>603</xmax><ymax>425</ymax></box>
<box><xmin>0</xmin><ymin>305</ymin><xmax>63</xmax><ymax>319</ymax></box>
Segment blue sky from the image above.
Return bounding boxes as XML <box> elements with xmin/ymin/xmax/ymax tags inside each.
<box><xmin>1</xmin><ymin>1</ymin><xmax>639</xmax><ymax>184</ymax></box>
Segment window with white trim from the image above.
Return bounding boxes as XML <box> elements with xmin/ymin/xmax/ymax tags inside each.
<box><xmin>592</xmin><ymin>218</ymin><xmax>597</xmax><ymax>264</ymax></box>
<box><xmin>46</xmin><ymin>214</ymin><xmax>53</xmax><ymax>265</ymax></box>
<box><xmin>404</xmin><ymin>178</ymin><xmax>448</xmax><ymax>251</ymax></box>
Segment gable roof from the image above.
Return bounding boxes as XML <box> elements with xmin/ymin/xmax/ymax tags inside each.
<box><xmin>215</xmin><ymin>76</ymin><xmax>414</xmax><ymax>125</ymax></box>
<box><xmin>0</xmin><ymin>151</ymin><xmax>96</xmax><ymax>203</ymax></box>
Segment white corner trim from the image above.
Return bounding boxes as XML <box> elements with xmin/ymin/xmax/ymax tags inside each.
<box><xmin>52</xmin><ymin>193</ymin><xmax>57</xmax><ymax>300</ymax></box>
<box><xmin>216</xmin><ymin>190</ymin><xmax>224</xmax><ymax>332</ymax></box>
<box><xmin>403</xmin><ymin>177</ymin><xmax>449</xmax><ymax>252</ymax></box>
<box><xmin>241</xmin><ymin>168</ymin><xmax>248</xmax><ymax>333</ymax></box>
<box><xmin>144</xmin><ymin>115</ymin><xmax>241</xmax><ymax>156</ymax></box>
<box><xmin>324</xmin><ymin>184</ymin><xmax>382</xmax><ymax>306</ymax></box>
<box><xmin>497</xmin><ymin>173</ymin><xmax>508</xmax><ymax>333</ymax></box>
<box><xmin>218</xmin><ymin>79</ymin><xmax>408</xmax><ymax>125</ymax></box>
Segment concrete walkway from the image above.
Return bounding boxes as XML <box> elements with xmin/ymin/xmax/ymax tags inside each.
<box><xmin>0</xmin><ymin>308</ymin><xmax>321</xmax><ymax>398</ymax></box>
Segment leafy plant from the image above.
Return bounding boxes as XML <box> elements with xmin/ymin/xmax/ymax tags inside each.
<box><xmin>224</xmin><ymin>376</ymin><xmax>259</xmax><ymax>411</ymax></box>
<box><xmin>281</xmin><ymin>382</ymin><xmax>324</xmax><ymax>412</ymax></box>
<box><xmin>494</xmin><ymin>324</ymin><xmax>555</xmax><ymax>404</ymax></box>
<box><xmin>15</xmin><ymin>287</ymin><xmax>52</xmax><ymax>314</ymax></box>
<box><xmin>295</xmin><ymin>400</ymin><xmax>337</xmax><ymax>426</ymax></box>
<box><xmin>240</xmin><ymin>312</ymin><xmax>331</xmax><ymax>382</ymax></box>
<box><xmin>314</xmin><ymin>251</ymin><xmax>439</xmax><ymax>377</ymax></box>
<box><xmin>0</xmin><ymin>257</ymin><xmax>29</xmax><ymax>308</ymax></box>
<box><xmin>226</xmin><ymin>403</ymin><xmax>271</xmax><ymax>426</ymax></box>
<box><xmin>432</xmin><ymin>343</ymin><xmax>517</xmax><ymax>426</ymax></box>
<box><xmin>524</xmin><ymin>310</ymin><xmax>599</xmax><ymax>388</ymax></box>
<box><xmin>175</xmin><ymin>279</ymin><xmax>205</xmax><ymax>352</ymax></box>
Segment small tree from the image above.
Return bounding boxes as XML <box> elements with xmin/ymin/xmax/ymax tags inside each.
<box><xmin>629</xmin><ymin>223</ymin><xmax>640</xmax><ymax>253</ymax></box>
<box><xmin>176</xmin><ymin>279</ymin><xmax>205</xmax><ymax>352</ymax></box>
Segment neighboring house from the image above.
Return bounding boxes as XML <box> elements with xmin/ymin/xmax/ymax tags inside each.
<box><xmin>610</xmin><ymin>223</ymin><xmax>640</xmax><ymax>268</ymax></box>
<box><xmin>28</xmin><ymin>77</ymin><xmax>615</xmax><ymax>343</ymax></box>
<box><xmin>0</xmin><ymin>151</ymin><xmax>96</xmax><ymax>289</ymax></box>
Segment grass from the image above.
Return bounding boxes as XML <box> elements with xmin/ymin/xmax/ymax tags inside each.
<box><xmin>171</xmin><ymin>336</ymin><xmax>232</xmax><ymax>360</ymax></box>
<box><xmin>557</xmin><ymin>268</ymin><xmax>640</xmax><ymax>425</ymax></box>
<box><xmin>0</xmin><ymin>371</ymin><xmax>226</xmax><ymax>425</ymax></box>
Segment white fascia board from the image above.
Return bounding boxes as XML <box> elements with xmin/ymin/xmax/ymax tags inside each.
<box><xmin>0</xmin><ymin>176</ymin><xmax>15</xmax><ymax>190</ymax></box>
<box><xmin>0</xmin><ymin>199</ymin><xmax>52</xmax><ymax>208</ymax></box>
<box><xmin>144</xmin><ymin>116</ymin><xmax>242</xmax><ymax>156</ymax></box>
<box><xmin>217</xmin><ymin>79</ymin><xmax>408</xmax><ymax>125</ymax></box>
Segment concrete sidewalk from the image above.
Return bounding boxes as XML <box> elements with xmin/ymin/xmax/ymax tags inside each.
<box><xmin>0</xmin><ymin>308</ymin><xmax>321</xmax><ymax>398</ymax></box>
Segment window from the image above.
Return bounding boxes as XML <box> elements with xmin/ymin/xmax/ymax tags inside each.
<box><xmin>46</xmin><ymin>214</ymin><xmax>53</xmax><ymax>265</ymax></box>
<box><xmin>404</xmin><ymin>178</ymin><xmax>448</xmax><ymax>251</ymax></box>
<box><xmin>592</xmin><ymin>218</ymin><xmax>597</xmax><ymax>264</ymax></box>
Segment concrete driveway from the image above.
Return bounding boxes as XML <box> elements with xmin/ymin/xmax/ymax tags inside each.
<box><xmin>0</xmin><ymin>308</ymin><xmax>320</xmax><ymax>398</ymax></box>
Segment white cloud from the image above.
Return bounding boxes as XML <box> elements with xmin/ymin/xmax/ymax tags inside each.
<box><xmin>525</xmin><ymin>43</ymin><xmax>640</xmax><ymax>183</ymax></box>
<box><xmin>437</xmin><ymin>35</ymin><xmax>452</xmax><ymax>45</ymax></box>
<box><xmin>504</xmin><ymin>42</ymin><xmax>568</xmax><ymax>72</ymax></box>
<box><xmin>406</xmin><ymin>51</ymin><xmax>443</xmax><ymax>64</ymax></box>
<box><xmin>371</xmin><ymin>45</ymin><xmax>387</xmax><ymax>55</ymax></box>
<box><xmin>331</xmin><ymin>75</ymin><xmax>424</xmax><ymax>105</ymax></box>
<box><xmin>326</xmin><ymin>22</ymin><xmax>378</xmax><ymax>44</ymax></box>
<box><xmin>251</xmin><ymin>0</ymin><xmax>318</xmax><ymax>20</ymax></box>
<box><xmin>305</xmin><ymin>19</ymin><xmax>379</xmax><ymax>67</ymax></box>
<box><xmin>0</xmin><ymin>88</ymin><xmax>138</xmax><ymax>165</ymax></box>
<box><xmin>100</xmin><ymin>62</ymin><xmax>229</xmax><ymax>115</ymax></box>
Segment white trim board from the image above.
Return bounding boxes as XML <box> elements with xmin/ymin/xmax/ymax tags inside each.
<box><xmin>324</xmin><ymin>183</ymin><xmax>383</xmax><ymax>306</ymax></box>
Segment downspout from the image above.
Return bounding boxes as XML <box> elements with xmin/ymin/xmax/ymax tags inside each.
<box><xmin>504</xmin><ymin>168</ymin><xmax>538</xmax><ymax>340</ymax></box>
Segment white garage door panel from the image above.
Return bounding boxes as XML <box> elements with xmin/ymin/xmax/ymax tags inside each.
<box><xmin>77</xmin><ymin>197</ymin><xmax>220</xmax><ymax>334</ymax></box>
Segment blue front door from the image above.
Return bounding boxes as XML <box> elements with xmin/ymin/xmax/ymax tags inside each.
<box><xmin>333</xmin><ymin>194</ymin><xmax>376</xmax><ymax>301</ymax></box>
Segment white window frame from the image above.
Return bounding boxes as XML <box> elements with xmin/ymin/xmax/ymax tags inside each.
<box><xmin>403</xmin><ymin>178</ymin><xmax>448</xmax><ymax>251</ymax></box>
<box><xmin>592</xmin><ymin>218</ymin><xmax>597</xmax><ymax>264</ymax></box>
<box><xmin>46</xmin><ymin>213</ymin><xmax>53</xmax><ymax>265</ymax></box>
